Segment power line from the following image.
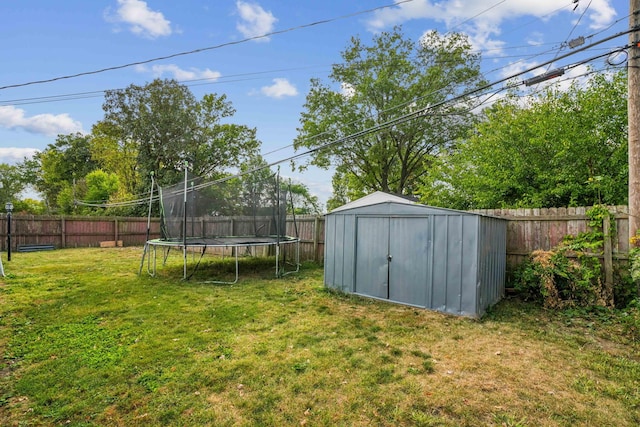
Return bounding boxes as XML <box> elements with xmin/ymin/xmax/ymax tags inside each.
<box><xmin>3</xmin><ymin>14</ymin><xmax>626</xmax><ymax>109</ymax></box>
<box><xmin>261</xmin><ymin>31</ymin><xmax>637</xmax><ymax>178</ymax></box>
<box><xmin>0</xmin><ymin>0</ymin><xmax>416</xmax><ymax>92</ymax></box>
<box><xmin>0</xmin><ymin>43</ymin><xmax>563</xmax><ymax>107</ymax></box>
<box><xmin>447</xmin><ymin>0</ymin><xmax>507</xmax><ymax>32</ymax></box>
<box><xmin>543</xmin><ymin>0</ymin><xmax>594</xmax><ymax>74</ymax></box>
<box><xmin>77</xmin><ymin>29</ymin><xmax>634</xmax><ymax>208</ymax></box>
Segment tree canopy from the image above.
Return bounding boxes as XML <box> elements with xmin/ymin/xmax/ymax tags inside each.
<box><xmin>420</xmin><ymin>70</ymin><xmax>628</xmax><ymax>209</ymax></box>
<box><xmin>287</xmin><ymin>182</ymin><xmax>321</xmax><ymax>215</ymax></box>
<box><xmin>0</xmin><ymin>163</ymin><xmax>26</xmax><ymax>206</ymax></box>
<box><xmin>25</xmin><ymin>79</ymin><xmax>262</xmax><ymax>215</ymax></box>
<box><xmin>32</xmin><ymin>133</ymin><xmax>99</xmax><ymax>212</ymax></box>
<box><xmin>294</xmin><ymin>26</ymin><xmax>486</xmax><ymax>204</ymax></box>
<box><xmin>98</xmin><ymin>79</ymin><xmax>260</xmax><ymax>193</ymax></box>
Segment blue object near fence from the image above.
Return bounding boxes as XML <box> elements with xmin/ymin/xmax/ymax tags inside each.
<box><xmin>17</xmin><ymin>244</ymin><xmax>55</xmax><ymax>252</ymax></box>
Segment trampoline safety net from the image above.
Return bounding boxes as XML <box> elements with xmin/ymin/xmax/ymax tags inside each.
<box><xmin>158</xmin><ymin>171</ymin><xmax>289</xmax><ymax>242</ymax></box>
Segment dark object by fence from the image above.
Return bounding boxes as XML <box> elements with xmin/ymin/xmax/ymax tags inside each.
<box><xmin>17</xmin><ymin>244</ymin><xmax>55</xmax><ymax>252</ymax></box>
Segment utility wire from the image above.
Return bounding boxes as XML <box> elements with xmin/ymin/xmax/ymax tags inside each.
<box><xmin>197</xmin><ymin>29</ymin><xmax>638</xmax><ymax>186</ymax></box>
<box><xmin>447</xmin><ymin>0</ymin><xmax>507</xmax><ymax>32</ymax></box>
<box><xmin>543</xmin><ymin>0</ymin><xmax>593</xmax><ymax>74</ymax></box>
<box><xmin>78</xmin><ymin>29</ymin><xmax>634</xmax><ymax>207</ymax></box>
<box><xmin>3</xmin><ymin>11</ymin><xmax>626</xmax><ymax>108</ymax></box>
<box><xmin>79</xmin><ymin>35</ymin><xmax>634</xmax><ymax>207</ymax></box>
<box><xmin>81</xmin><ymin>57</ymin><xmax>625</xmax><ymax>208</ymax></box>
<box><xmin>0</xmin><ymin>0</ymin><xmax>416</xmax><ymax>91</ymax></box>
<box><xmin>267</xmin><ymin>30</ymin><xmax>633</xmax><ymax>162</ymax></box>
<box><xmin>0</xmin><ymin>43</ymin><xmax>564</xmax><ymax>107</ymax></box>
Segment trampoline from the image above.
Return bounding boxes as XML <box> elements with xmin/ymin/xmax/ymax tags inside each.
<box><xmin>139</xmin><ymin>167</ymin><xmax>300</xmax><ymax>283</ymax></box>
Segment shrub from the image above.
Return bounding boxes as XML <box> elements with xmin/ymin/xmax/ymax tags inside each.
<box><xmin>620</xmin><ymin>299</ymin><xmax>640</xmax><ymax>342</ymax></box>
<box><xmin>510</xmin><ymin>205</ymin><xmax>618</xmax><ymax>309</ymax></box>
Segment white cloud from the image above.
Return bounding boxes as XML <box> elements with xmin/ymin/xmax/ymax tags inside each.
<box><xmin>499</xmin><ymin>59</ymin><xmax>541</xmax><ymax>80</ymax></box>
<box><xmin>583</xmin><ymin>0</ymin><xmax>617</xmax><ymax>29</ymax></box>
<box><xmin>106</xmin><ymin>0</ymin><xmax>172</xmax><ymax>39</ymax></box>
<box><xmin>366</xmin><ymin>0</ymin><xmax>439</xmax><ymax>30</ymax></box>
<box><xmin>236</xmin><ymin>1</ymin><xmax>277</xmax><ymax>42</ymax></box>
<box><xmin>553</xmin><ymin>63</ymin><xmax>591</xmax><ymax>91</ymax></box>
<box><xmin>367</xmin><ymin>0</ymin><xmax>617</xmax><ymax>54</ymax></box>
<box><xmin>0</xmin><ymin>106</ymin><xmax>83</xmax><ymax>136</ymax></box>
<box><xmin>526</xmin><ymin>32</ymin><xmax>545</xmax><ymax>46</ymax></box>
<box><xmin>340</xmin><ymin>82</ymin><xmax>355</xmax><ymax>98</ymax></box>
<box><xmin>135</xmin><ymin>64</ymin><xmax>222</xmax><ymax>81</ymax></box>
<box><xmin>0</xmin><ymin>147</ymin><xmax>40</xmax><ymax>164</ymax></box>
<box><xmin>260</xmin><ymin>78</ymin><xmax>298</xmax><ymax>98</ymax></box>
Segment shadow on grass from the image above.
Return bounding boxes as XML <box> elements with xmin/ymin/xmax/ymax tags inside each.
<box><xmin>155</xmin><ymin>255</ymin><xmax>321</xmax><ymax>284</ymax></box>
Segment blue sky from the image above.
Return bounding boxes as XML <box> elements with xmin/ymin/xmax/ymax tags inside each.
<box><xmin>0</xmin><ymin>0</ymin><xmax>629</xmax><ymax>206</ymax></box>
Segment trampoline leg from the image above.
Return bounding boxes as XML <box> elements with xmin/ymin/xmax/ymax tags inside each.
<box><xmin>202</xmin><ymin>246</ymin><xmax>239</xmax><ymax>285</ymax></box>
<box><xmin>280</xmin><ymin>240</ymin><xmax>300</xmax><ymax>277</ymax></box>
<box><xmin>138</xmin><ymin>243</ymin><xmax>148</xmax><ymax>276</ymax></box>
<box><xmin>139</xmin><ymin>243</ymin><xmax>158</xmax><ymax>277</ymax></box>
<box><xmin>233</xmin><ymin>249</ymin><xmax>239</xmax><ymax>283</ymax></box>
<box><xmin>151</xmin><ymin>245</ymin><xmax>157</xmax><ymax>276</ymax></box>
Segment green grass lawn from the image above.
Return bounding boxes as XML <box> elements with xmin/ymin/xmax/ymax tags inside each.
<box><xmin>0</xmin><ymin>247</ymin><xmax>639</xmax><ymax>426</ymax></box>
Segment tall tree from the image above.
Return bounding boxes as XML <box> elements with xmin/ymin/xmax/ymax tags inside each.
<box><xmin>286</xmin><ymin>181</ymin><xmax>321</xmax><ymax>215</ymax></box>
<box><xmin>34</xmin><ymin>133</ymin><xmax>99</xmax><ymax>210</ymax></box>
<box><xmin>294</xmin><ymin>27</ymin><xmax>485</xmax><ymax>200</ymax></box>
<box><xmin>84</xmin><ymin>169</ymin><xmax>120</xmax><ymax>206</ymax></box>
<box><xmin>0</xmin><ymin>163</ymin><xmax>26</xmax><ymax>205</ymax></box>
<box><xmin>99</xmin><ymin>79</ymin><xmax>260</xmax><ymax>194</ymax></box>
<box><xmin>421</xmin><ymin>71</ymin><xmax>628</xmax><ymax>209</ymax></box>
<box><xmin>90</xmin><ymin>121</ymin><xmax>139</xmax><ymax>196</ymax></box>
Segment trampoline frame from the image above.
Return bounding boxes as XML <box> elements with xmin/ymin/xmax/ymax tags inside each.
<box><xmin>139</xmin><ymin>236</ymin><xmax>300</xmax><ymax>284</ymax></box>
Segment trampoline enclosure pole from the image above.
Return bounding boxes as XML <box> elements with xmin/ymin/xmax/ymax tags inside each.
<box><xmin>146</xmin><ymin>172</ymin><xmax>155</xmax><ymax>242</ymax></box>
<box><xmin>183</xmin><ymin>163</ymin><xmax>188</xmax><ymax>279</ymax></box>
<box><xmin>276</xmin><ymin>168</ymin><xmax>281</xmax><ymax>276</ymax></box>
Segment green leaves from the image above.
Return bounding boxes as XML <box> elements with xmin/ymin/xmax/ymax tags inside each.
<box><xmin>22</xmin><ymin>79</ymin><xmax>261</xmax><ymax>215</ymax></box>
<box><xmin>295</xmin><ymin>26</ymin><xmax>484</xmax><ymax>200</ymax></box>
<box><xmin>101</xmin><ymin>79</ymin><xmax>260</xmax><ymax>192</ymax></box>
<box><xmin>422</xmin><ymin>70</ymin><xmax>628</xmax><ymax>209</ymax></box>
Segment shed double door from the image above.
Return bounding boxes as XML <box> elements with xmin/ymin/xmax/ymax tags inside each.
<box><xmin>355</xmin><ymin>216</ymin><xmax>429</xmax><ymax>306</ymax></box>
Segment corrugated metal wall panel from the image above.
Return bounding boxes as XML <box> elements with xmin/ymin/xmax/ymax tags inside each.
<box><xmin>355</xmin><ymin>216</ymin><xmax>390</xmax><ymax>299</ymax></box>
<box><xmin>388</xmin><ymin>217</ymin><xmax>429</xmax><ymax>307</ymax></box>
<box><xmin>430</xmin><ymin>215</ymin><xmax>449</xmax><ymax>312</ymax></box>
<box><xmin>459</xmin><ymin>215</ymin><xmax>479</xmax><ymax>316</ymax></box>
<box><xmin>476</xmin><ymin>216</ymin><xmax>507</xmax><ymax>316</ymax></box>
<box><xmin>323</xmin><ymin>215</ymin><xmax>336</xmax><ymax>289</ymax></box>
<box><xmin>444</xmin><ymin>215</ymin><xmax>463</xmax><ymax>315</ymax></box>
<box><xmin>342</xmin><ymin>215</ymin><xmax>356</xmax><ymax>293</ymax></box>
<box><xmin>334</xmin><ymin>215</ymin><xmax>347</xmax><ymax>291</ymax></box>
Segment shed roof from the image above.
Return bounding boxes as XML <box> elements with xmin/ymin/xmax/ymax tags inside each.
<box><xmin>328</xmin><ymin>191</ymin><xmax>507</xmax><ymax>220</ymax></box>
<box><xmin>328</xmin><ymin>191</ymin><xmax>420</xmax><ymax>213</ymax></box>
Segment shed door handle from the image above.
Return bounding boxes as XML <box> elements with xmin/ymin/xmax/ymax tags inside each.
<box><xmin>387</xmin><ymin>254</ymin><xmax>392</xmax><ymax>262</ymax></box>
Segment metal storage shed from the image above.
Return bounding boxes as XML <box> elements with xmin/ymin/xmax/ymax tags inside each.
<box><xmin>324</xmin><ymin>192</ymin><xmax>507</xmax><ymax>317</ymax></box>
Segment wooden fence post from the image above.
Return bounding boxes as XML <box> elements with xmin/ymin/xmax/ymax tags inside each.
<box><xmin>61</xmin><ymin>218</ymin><xmax>66</xmax><ymax>248</ymax></box>
<box><xmin>603</xmin><ymin>212</ymin><xmax>614</xmax><ymax>305</ymax></box>
<box><xmin>313</xmin><ymin>216</ymin><xmax>320</xmax><ymax>262</ymax></box>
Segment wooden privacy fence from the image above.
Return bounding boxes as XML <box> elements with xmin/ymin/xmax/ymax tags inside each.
<box><xmin>0</xmin><ymin>216</ymin><xmax>159</xmax><ymax>250</ymax></box>
<box><xmin>0</xmin><ymin>207</ymin><xmax>630</xmax><ymax>266</ymax></box>
<box><xmin>471</xmin><ymin>206</ymin><xmax>630</xmax><ymax>267</ymax></box>
<box><xmin>0</xmin><ymin>214</ymin><xmax>326</xmax><ymax>262</ymax></box>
